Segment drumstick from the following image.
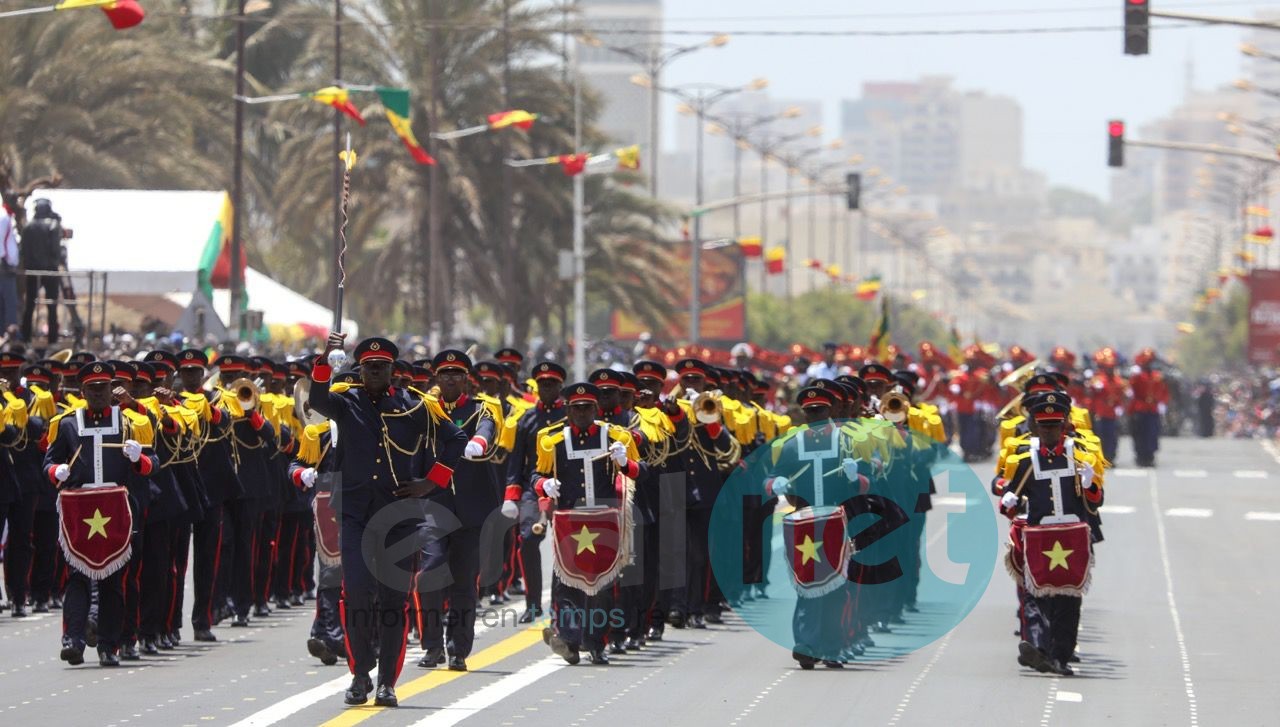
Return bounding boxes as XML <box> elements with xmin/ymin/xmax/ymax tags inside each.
<box><xmin>67</xmin><ymin>444</ymin><xmax>83</xmax><ymax>468</ymax></box>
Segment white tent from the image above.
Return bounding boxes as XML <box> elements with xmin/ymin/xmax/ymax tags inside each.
<box><xmin>25</xmin><ymin>189</ymin><xmax>355</xmax><ymax>337</ymax></box>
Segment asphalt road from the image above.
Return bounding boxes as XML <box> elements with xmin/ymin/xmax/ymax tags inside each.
<box><xmin>3</xmin><ymin>436</ymin><xmax>1279</xmax><ymax>726</ymax></box>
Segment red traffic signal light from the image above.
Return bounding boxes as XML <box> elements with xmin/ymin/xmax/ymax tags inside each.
<box><xmin>1125</xmin><ymin>0</ymin><xmax>1150</xmax><ymax>55</ymax></box>
<box><xmin>1108</xmin><ymin>120</ymin><xmax>1125</xmax><ymax>167</ymax></box>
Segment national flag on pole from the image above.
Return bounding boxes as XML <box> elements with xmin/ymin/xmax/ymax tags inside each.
<box><xmin>765</xmin><ymin>246</ymin><xmax>785</xmax><ymax>275</ymax></box>
<box><xmin>855</xmin><ymin>275</ymin><xmax>881</xmax><ymax>301</ymax></box>
<box><xmin>488</xmin><ymin>110</ymin><xmax>538</xmax><ymax>130</ymax></box>
<box><xmin>1246</xmin><ymin>205</ymin><xmax>1271</xmax><ymax>217</ymax></box>
<box><xmin>1175</xmin><ymin>322</ymin><xmax>1196</xmax><ymax>334</ymax></box>
<box><xmin>377</xmin><ymin>87</ymin><xmax>436</xmax><ymax>165</ymax></box>
<box><xmin>55</xmin><ymin>0</ymin><xmax>145</xmax><ymax>29</ymax></box>
<box><xmin>825</xmin><ymin>263</ymin><xmax>842</xmax><ymax>280</ymax></box>
<box><xmin>738</xmin><ymin>236</ymin><xmax>762</xmax><ymax>258</ymax></box>
<box><xmin>869</xmin><ymin>297</ymin><xmax>890</xmax><ymax>362</ymax></box>
<box><xmin>614</xmin><ymin>145</ymin><xmax>641</xmax><ymax>170</ymax></box>
<box><xmin>311</xmin><ymin>87</ymin><xmax>366</xmax><ymax>126</ymax></box>
<box><xmin>558</xmin><ymin>154</ymin><xmax>590</xmax><ymax>176</ymax></box>
<box><xmin>804</xmin><ymin>258</ymin><xmax>823</xmax><ymax>270</ymax></box>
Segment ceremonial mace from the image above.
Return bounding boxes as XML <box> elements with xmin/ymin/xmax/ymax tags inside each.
<box><xmin>329</xmin><ymin>134</ymin><xmax>356</xmax><ymax>370</ymax></box>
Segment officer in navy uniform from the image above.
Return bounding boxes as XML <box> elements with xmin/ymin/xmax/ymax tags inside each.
<box><xmin>533</xmin><ymin>382</ymin><xmax>646</xmax><ymax>665</ymax></box>
<box><xmin>631</xmin><ymin>360</ymin><xmax>675</xmax><ymax>642</ymax></box>
<box><xmin>44</xmin><ymin>362</ymin><xmax>160</xmax><ymax>666</ymax></box>
<box><xmin>1000</xmin><ymin>393</ymin><xmax>1102</xmax><ymax>677</ymax></box>
<box><xmin>416</xmin><ymin>349</ymin><xmax>499</xmax><ymax>672</ymax></box>
<box><xmin>310</xmin><ymin>334</ymin><xmax>466</xmax><ymax>708</ymax></box>
<box><xmin>175</xmin><ymin>348</ymin><xmax>237</xmax><ymax>642</ymax></box>
<box><xmin>0</xmin><ymin>355</ymin><xmax>50</xmax><ymax>618</ymax></box>
<box><xmin>502</xmin><ymin>361</ymin><xmax>567</xmax><ymax>623</ymax></box>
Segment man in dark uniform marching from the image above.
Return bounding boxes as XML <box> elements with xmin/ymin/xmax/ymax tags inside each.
<box><xmin>416</xmin><ymin>349</ymin><xmax>499</xmax><ymax>672</ymax></box>
<box><xmin>503</xmin><ymin>361</ymin><xmax>567</xmax><ymax>623</ymax></box>
<box><xmin>310</xmin><ymin>333</ymin><xmax>466</xmax><ymax>708</ymax></box>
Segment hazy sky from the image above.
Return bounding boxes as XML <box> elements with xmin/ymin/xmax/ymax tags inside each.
<box><xmin>652</xmin><ymin>0</ymin><xmax>1278</xmax><ymax>199</ymax></box>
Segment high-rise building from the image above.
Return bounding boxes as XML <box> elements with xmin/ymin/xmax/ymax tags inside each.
<box><xmin>578</xmin><ymin>0</ymin><xmax>663</xmax><ymax>149</ymax></box>
<box><xmin>841</xmin><ymin>76</ymin><xmax>1023</xmax><ymax>197</ymax></box>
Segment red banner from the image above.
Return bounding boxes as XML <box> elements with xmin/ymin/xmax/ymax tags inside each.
<box><xmin>782</xmin><ymin>505</ymin><xmax>851</xmax><ymax>598</ymax></box>
<box><xmin>550</xmin><ymin>505</ymin><xmax>632</xmax><ymax>596</ymax></box>
<box><xmin>58</xmin><ymin>486</ymin><xmax>134</xmax><ymax>579</ymax></box>
<box><xmin>1021</xmin><ymin>521</ymin><xmax>1092</xmax><ymax>597</ymax></box>
<box><xmin>611</xmin><ymin>242</ymin><xmax>745</xmax><ymax>343</ymax></box>
<box><xmin>1248</xmin><ymin>269</ymin><xmax>1280</xmax><ymax>365</ymax></box>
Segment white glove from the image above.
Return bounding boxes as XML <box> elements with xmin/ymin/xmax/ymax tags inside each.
<box><xmin>501</xmin><ymin>500</ymin><xmax>519</xmax><ymax>519</ymax></box>
<box><xmin>54</xmin><ymin>464</ymin><xmax>71</xmax><ymax>483</ymax></box>
<box><xmin>123</xmin><ymin>439</ymin><xmax>142</xmax><ymax>463</ymax></box>
<box><xmin>609</xmin><ymin>441</ymin><xmax>628</xmax><ymax>466</ymax></box>
<box><xmin>1077</xmin><ymin>464</ymin><xmax>1095</xmax><ymax>488</ymax></box>
<box><xmin>464</xmin><ymin>440</ymin><xmax>485</xmax><ymax>458</ymax></box>
<box><xmin>1157</xmin><ymin>403</ymin><xmax>1167</xmax><ymax>416</ymax></box>
<box><xmin>1000</xmin><ymin>491</ymin><xmax>1019</xmax><ymax>510</ymax></box>
<box><xmin>685</xmin><ymin>388</ymin><xmax>700</xmax><ymax>401</ymax></box>
<box><xmin>300</xmin><ymin>468</ymin><xmax>318</xmax><ymax>489</ymax></box>
<box><xmin>770</xmin><ymin>476</ymin><xmax>790</xmax><ymax>496</ymax></box>
<box><xmin>1115</xmin><ymin>406</ymin><xmax>1124</xmax><ymax>418</ymax></box>
<box><xmin>842</xmin><ymin>458</ymin><xmax>860</xmax><ymax>482</ymax></box>
<box><xmin>541</xmin><ymin>478</ymin><xmax>561</xmax><ymax>499</ymax></box>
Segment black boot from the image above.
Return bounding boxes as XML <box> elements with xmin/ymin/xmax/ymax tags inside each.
<box><xmin>121</xmin><ymin>643</ymin><xmax>141</xmax><ymax>661</ymax></box>
<box><xmin>344</xmin><ymin>674</ymin><xmax>373</xmax><ymax>705</ymax></box>
<box><xmin>193</xmin><ymin>628</ymin><xmax>217</xmax><ymax>642</ymax></box>
<box><xmin>587</xmin><ymin>648</ymin><xmax>609</xmax><ymax>665</ymax></box>
<box><xmin>448</xmin><ymin>655</ymin><xmax>468</xmax><ymax>672</ymax></box>
<box><xmin>98</xmin><ymin>649</ymin><xmax>121</xmax><ymax>667</ymax></box>
<box><xmin>417</xmin><ymin>646</ymin><xmax>445</xmax><ymax>668</ymax></box>
<box><xmin>374</xmin><ymin>683</ymin><xmax>398</xmax><ymax>707</ymax></box>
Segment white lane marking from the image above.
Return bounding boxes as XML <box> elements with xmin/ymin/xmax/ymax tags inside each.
<box><xmin>409</xmin><ymin>658</ymin><xmax>563</xmax><ymax>727</ymax></box>
<box><xmin>932</xmin><ymin>495</ymin><xmax>971</xmax><ymax>507</ymax></box>
<box><xmin>228</xmin><ymin>589</ymin><xmax>550</xmax><ymax>727</ymax></box>
<box><xmin>1260</xmin><ymin>439</ymin><xmax>1280</xmax><ymax>464</ymax></box>
<box><xmin>1165</xmin><ymin>508</ymin><xmax>1213</xmax><ymax>519</ymax></box>
<box><xmin>1112</xmin><ymin>468</ymin><xmax>1145</xmax><ymax>477</ymax></box>
<box><xmin>1038</xmin><ymin>676</ymin><xmax>1062</xmax><ymax>727</ymax></box>
<box><xmin>1233</xmin><ymin>470</ymin><xmax>1268</xmax><ymax>479</ymax></box>
<box><xmin>1245</xmin><ymin>512</ymin><xmax>1280</xmax><ymax>522</ymax></box>
<box><xmin>1172</xmin><ymin>470</ymin><xmax>1206</xmax><ymax>478</ymax></box>
<box><xmin>1101</xmin><ymin>505</ymin><xmax>1136</xmax><ymax>515</ymax></box>
<box><xmin>1150</xmin><ymin>473</ymin><xmax>1200</xmax><ymax>727</ymax></box>
<box><xmin>1055</xmin><ymin>690</ymin><xmax>1083</xmax><ymax>703</ymax></box>
<box><xmin>886</xmin><ymin>631</ymin><xmax>953</xmax><ymax>726</ymax></box>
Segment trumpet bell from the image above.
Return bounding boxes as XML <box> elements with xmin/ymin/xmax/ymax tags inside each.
<box><xmin>229</xmin><ymin>377</ymin><xmax>259</xmax><ymax>413</ymax></box>
<box><xmin>694</xmin><ymin>391</ymin><xmax>722</xmax><ymax>425</ymax></box>
<box><xmin>881</xmin><ymin>390</ymin><xmax>911</xmax><ymax>424</ymax></box>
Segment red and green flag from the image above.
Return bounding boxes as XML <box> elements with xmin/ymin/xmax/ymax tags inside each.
<box><xmin>197</xmin><ymin>192</ymin><xmax>246</xmax><ymax>307</ymax></box>
<box><xmin>377</xmin><ymin>87</ymin><xmax>436</xmax><ymax>165</ymax></box>
<box><xmin>311</xmin><ymin>87</ymin><xmax>366</xmax><ymax>126</ymax></box>
<box><xmin>558</xmin><ymin>153</ymin><xmax>590</xmax><ymax>176</ymax></box>
<box><xmin>765</xmin><ymin>246</ymin><xmax>785</xmax><ymax>275</ymax></box>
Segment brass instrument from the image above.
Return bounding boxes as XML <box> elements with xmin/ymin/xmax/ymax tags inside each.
<box><xmin>230</xmin><ymin>377</ymin><xmax>260</xmax><ymax>414</ymax></box>
<box><xmin>293</xmin><ymin>378</ymin><xmax>328</xmax><ymax>427</ymax></box>
<box><xmin>998</xmin><ymin>359</ymin><xmax>1041</xmax><ymax>389</ymax></box>
<box><xmin>49</xmin><ymin>348</ymin><xmax>73</xmax><ymax>364</ymax></box>
<box><xmin>881</xmin><ymin>389</ymin><xmax>911</xmax><ymax>424</ymax></box>
<box><xmin>693</xmin><ymin>391</ymin><xmax>723</xmax><ymax>425</ymax></box>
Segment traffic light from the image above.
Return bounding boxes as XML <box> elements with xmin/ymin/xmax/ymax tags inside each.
<box><xmin>1108</xmin><ymin>120</ymin><xmax>1125</xmax><ymax>167</ymax></box>
<box><xmin>846</xmin><ymin>172</ymin><xmax>862</xmax><ymax>210</ymax></box>
<box><xmin>1124</xmin><ymin>0</ymin><xmax>1150</xmax><ymax>55</ymax></box>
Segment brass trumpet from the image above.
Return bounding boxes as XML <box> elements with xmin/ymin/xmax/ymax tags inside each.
<box><xmin>693</xmin><ymin>391</ymin><xmax>723</xmax><ymax>425</ymax></box>
<box><xmin>880</xmin><ymin>389</ymin><xmax>911</xmax><ymax>424</ymax></box>
<box><xmin>229</xmin><ymin>377</ymin><xmax>260</xmax><ymax>413</ymax></box>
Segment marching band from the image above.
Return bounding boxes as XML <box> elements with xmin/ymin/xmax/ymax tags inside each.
<box><xmin>0</xmin><ymin>337</ymin><xmax>1166</xmax><ymax>703</ymax></box>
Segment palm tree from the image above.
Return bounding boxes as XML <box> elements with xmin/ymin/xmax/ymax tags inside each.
<box><xmin>0</xmin><ymin>13</ymin><xmax>234</xmax><ymax>190</ymax></box>
<box><xmin>263</xmin><ymin>0</ymin><xmax>678</xmax><ymax>342</ymax></box>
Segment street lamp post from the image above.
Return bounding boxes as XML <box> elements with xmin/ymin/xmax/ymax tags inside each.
<box><xmin>650</xmin><ymin>78</ymin><xmax>767</xmax><ymax>342</ymax></box>
<box><xmin>589</xmin><ymin>34</ymin><xmax>727</xmax><ymax>197</ymax></box>
<box><xmin>749</xmin><ymin>125</ymin><xmax>821</xmax><ymax>296</ymax></box>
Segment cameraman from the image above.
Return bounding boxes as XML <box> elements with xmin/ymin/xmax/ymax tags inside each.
<box><xmin>20</xmin><ymin>198</ymin><xmax>67</xmax><ymax>345</ymax></box>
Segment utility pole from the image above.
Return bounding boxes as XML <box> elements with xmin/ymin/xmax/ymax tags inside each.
<box><xmin>572</xmin><ymin>39</ymin><xmax>586</xmax><ymax>381</ymax></box>
<box><xmin>501</xmin><ymin>0</ymin><xmax>515</xmax><ymax>346</ymax></box>
<box><xmin>230</xmin><ymin>0</ymin><xmax>246</xmax><ymax>340</ymax></box>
